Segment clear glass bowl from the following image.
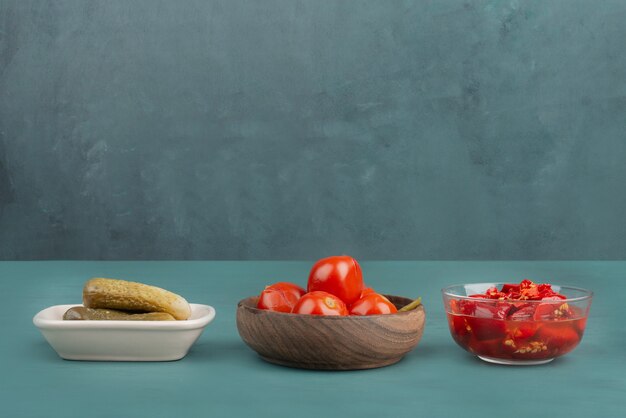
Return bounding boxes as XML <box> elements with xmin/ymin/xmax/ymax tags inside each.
<box><xmin>442</xmin><ymin>283</ymin><xmax>593</xmax><ymax>365</ymax></box>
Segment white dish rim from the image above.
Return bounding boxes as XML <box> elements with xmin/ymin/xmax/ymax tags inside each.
<box><xmin>33</xmin><ymin>303</ymin><xmax>216</xmax><ymax>330</ymax></box>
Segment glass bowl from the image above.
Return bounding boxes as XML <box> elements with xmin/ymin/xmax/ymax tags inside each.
<box><xmin>442</xmin><ymin>283</ymin><xmax>593</xmax><ymax>365</ymax></box>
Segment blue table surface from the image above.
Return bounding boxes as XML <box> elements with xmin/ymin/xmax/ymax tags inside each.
<box><xmin>1</xmin><ymin>261</ymin><xmax>624</xmax><ymax>418</ymax></box>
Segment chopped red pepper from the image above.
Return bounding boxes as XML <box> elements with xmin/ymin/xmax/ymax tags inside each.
<box><xmin>500</xmin><ymin>283</ymin><xmax>520</xmax><ymax>294</ymax></box>
<box><xmin>446</xmin><ymin>279</ymin><xmax>585</xmax><ymax>362</ymax></box>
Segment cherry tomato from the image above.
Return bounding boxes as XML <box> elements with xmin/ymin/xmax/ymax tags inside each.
<box><xmin>307</xmin><ymin>255</ymin><xmax>364</xmax><ymax>305</ymax></box>
<box><xmin>350</xmin><ymin>293</ymin><xmax>398</xmax><ymax>315</ymax></box>
<box><xmin>360</xmin><ymin>286</ymin><xmax>376</xmax><ymax>298</ymax></box>
<box><xmin>292</xmin><ymin>291</ymin><xmax>349</xmax><ymax>316</ymax></box>
<box><xmin>257</xmin><ymin>282</ymin><xmax>306</xmax><ymax>313</ymax></box>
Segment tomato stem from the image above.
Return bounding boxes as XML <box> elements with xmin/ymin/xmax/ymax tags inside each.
<box><xmin>399</xmin><ymin>297</ymin><xmax>422</xmax><ymax>312</ymax></box>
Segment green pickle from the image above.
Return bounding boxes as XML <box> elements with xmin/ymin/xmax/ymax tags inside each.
<box><xmin>63</xmin><ymin>306</ymin><xmax>176</xmax><ymax>321</ymax></box>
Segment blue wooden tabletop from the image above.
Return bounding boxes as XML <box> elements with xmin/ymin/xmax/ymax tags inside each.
<box><xmin>1</xmin><ymin>261</ymin><xmax>624</xmax><ymax>417</ymax></box>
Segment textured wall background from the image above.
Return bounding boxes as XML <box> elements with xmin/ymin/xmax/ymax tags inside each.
<box><xmin>1</xmin><ymin>0</ymin><xmax>625</xmax><ymax>260</ymax></box>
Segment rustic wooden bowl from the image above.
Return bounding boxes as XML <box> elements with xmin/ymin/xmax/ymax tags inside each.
<box><xmin>236</xmin><ymin>295</ymin><xmax>425</xmax><ymax>370</ymax></box>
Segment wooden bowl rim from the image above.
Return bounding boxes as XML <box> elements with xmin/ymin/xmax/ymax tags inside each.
<box><xmin>237</xmin><ymin>294</ymin><xmax>425</xmax><ymax>320</ymax></box>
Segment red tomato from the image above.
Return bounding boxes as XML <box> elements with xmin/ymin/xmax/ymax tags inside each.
<box><xmin>360</xmin><ymin>286</ymin><xmax>376</xmax><ymax>298</ymax></box>
<box><xmin>350</xmin><ymin>293</ymin><xmax>398</xmax><ymax>315</ymax></box>
<box><xmin>257</xmin><ymin>282</ymin><xmax>306</xmax><ymax>313</ymax></box>
<box><xmin>307</xmin><ymin>255</ymin><xmax>364</xmax><ymax>304</ymax></box>
<box><xmin>292</xmin><ymin>291</ymin><xmax>349</xmax><ymax>316</ymax></box>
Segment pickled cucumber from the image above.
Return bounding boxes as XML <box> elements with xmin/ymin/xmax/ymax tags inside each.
<box><xmin>63</xmin><ymin>306</ymin><xmax>176</xmax><ymax>321</ymax></box>
<box><xmin>83</xmin><ymin>278</ymin><xmax>191</xmax><ymax>320</ymax></box>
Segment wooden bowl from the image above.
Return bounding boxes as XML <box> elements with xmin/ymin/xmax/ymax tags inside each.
<box><xmin>236</xmin><ymin>295</ymin><xmax>425</xmax><ymax>370</ymax></box>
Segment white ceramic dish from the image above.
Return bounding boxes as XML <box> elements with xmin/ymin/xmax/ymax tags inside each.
<box><xmin>33</xmin><ymin>303</ymin><xmax>215</xmax><ymax>361</ymax></box>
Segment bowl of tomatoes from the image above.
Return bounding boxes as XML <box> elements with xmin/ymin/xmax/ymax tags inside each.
<box><xmin>442</xmin><ymin>280</ymin><xmax>592</xmax><ymax>365</ymax></box>
<box><xmin>236</xmin><ymin>256</ymin><xmax>426</xmax><ymax>370</ymax></box>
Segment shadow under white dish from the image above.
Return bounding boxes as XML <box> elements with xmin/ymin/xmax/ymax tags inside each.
<box><xmin>33</xmin><ymin>303</ymin><xmax>215</xmax><ymax>361</ymax></box>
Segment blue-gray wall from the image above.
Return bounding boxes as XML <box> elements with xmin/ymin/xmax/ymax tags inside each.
<box><xmin>1</xmin><ymin>0</ymin><xmax>625</xmax><ymax>260</ymax></box>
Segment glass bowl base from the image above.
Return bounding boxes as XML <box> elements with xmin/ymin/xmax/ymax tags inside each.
<box><xmin>477</xmin><ymin>355</ymin><xmax>554</xmax><ymax>366</ymax></box>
